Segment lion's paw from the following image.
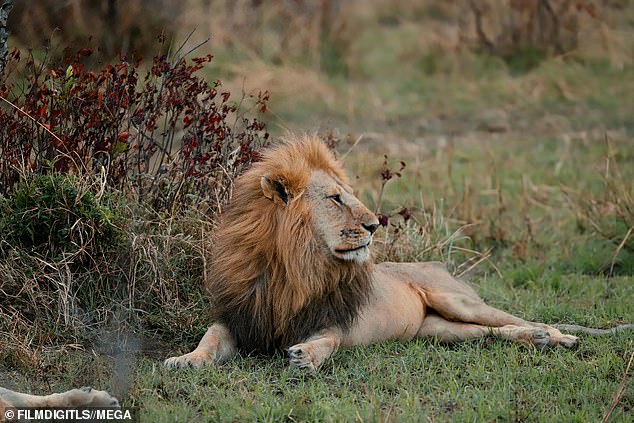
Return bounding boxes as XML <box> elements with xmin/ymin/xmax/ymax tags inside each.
<box><xmin>528</xmin><ymin>328</ymin><xmax>551</xmax><ymax>351</ymax></box>
<box><xmin>288</xmin><ymin>344</ymin><xmax>318</xmax><ymax>372</ymax></box>
<box><xmin>71</xmin><ymin>387</ymin><xmax>120</xmax><ymax>408</ymax></box>
<box><xmin>164</xmin><ymin>351</ymin><xmax>214</xmax><ymax>369</ymax></box>
<box><xmin>554</xmin><ymin>333</ymin><xmax>579</xmax><ymax>349</ymax></box>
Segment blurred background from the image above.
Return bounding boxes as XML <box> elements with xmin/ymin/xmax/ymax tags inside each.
<box><xmin>7</xmin><ymin>0</ymin><xmax>633</xmax><ymax>140</ymax></box>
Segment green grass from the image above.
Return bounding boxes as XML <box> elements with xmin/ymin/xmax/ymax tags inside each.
<box><xmin>135</xmin><ymin>339</ymin><xmax>631</xmax><ymax>422</ymax></box>
<box><xmin>7</xmin><ymin>334</ymin><xmax>633</xmax><ymax>423</ymax></box>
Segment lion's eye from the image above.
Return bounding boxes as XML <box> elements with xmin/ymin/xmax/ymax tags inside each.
<box><xmin>329</xmin><ymin>194</ymin><xmax>343</xmax><ymax>205</ymax></box>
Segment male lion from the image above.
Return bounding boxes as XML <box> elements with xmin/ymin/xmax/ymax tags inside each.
<box><xmin>164</xmin><ymin>135</ymin><xmax>585</xmax><ymax>371</ymax></box>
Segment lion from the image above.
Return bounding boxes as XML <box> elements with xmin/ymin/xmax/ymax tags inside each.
<box><xmin>0</xmin><ymin>386</ymin><xmax>119</xmax><ymax>421</ymax></box>
<box><xmin>164</xmin><ymin>135</ymin><xmax>627</xmax><ymax>371</ymax></box>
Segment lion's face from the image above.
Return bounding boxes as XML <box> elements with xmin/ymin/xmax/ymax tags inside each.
<box><xmin>307</xmin><ymin>170</ymin><xmax>380</xmax><ymax>263</ymax></box>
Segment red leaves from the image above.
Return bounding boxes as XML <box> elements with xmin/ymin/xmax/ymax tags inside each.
<box><xmin>73</xmin><ymin>63</ymin><xmax>85</xmax><ymax>76</ymax></box>
<box><xmin>116</xmin><ymin>132</ymin><xmax>131</xmax><ymax>143</ymax></box>
<box><xmin>0</xmin><ymin>47</ymin><xmax>269</xmax><ymax>211</ymax></box>
<box><xmin>378</xmin><ymin>214</ymin><xmax>389</xmax><ymax>227</ymax></box>
<box><xmin>380</xmin><ymin>155</ymin><xmax>406</xmax><ymax>181</ymax></box>
<box><xmin>378</xmin><ymin>208</ymin><xmax>411</xmax><ymax>229</ymax></box>
<box><xmin>192</xmin><ymin>54</ymin><xmax>213</xmax><ymax>64</ymax></box>
<box><xmin>255</xmin><ymin>90</ymin><xmax>270</xmax><ymax>113</ymax></box>
<box><xmin>375</xmin><ymin>156</ymin><xmax>410</xmax><ymax>229</ymax></box>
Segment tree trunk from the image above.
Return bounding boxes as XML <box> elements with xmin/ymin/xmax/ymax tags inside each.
<box><xmin>0</xmin><ymin>0</ymin><xmax>14</xmax><ymax>76</ymax></box>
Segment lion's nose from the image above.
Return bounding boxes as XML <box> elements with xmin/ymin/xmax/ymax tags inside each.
<box><xmin>362</xmin><ymin>222</ymin><xmax>379</xmax><ymax>235</ymax></box>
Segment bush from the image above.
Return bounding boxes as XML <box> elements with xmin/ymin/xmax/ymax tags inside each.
<box><xmin>0</xmin><ymin>44</ymin><xmax>269</xmax><ymax>214</ymax></box>
<box><xmin>0</xmin><ymin>41</ymin><xmax>269</xmax><ymax>353</ymax></box>
<box><xmin>465</xmin><ymin>0</ymin><xmax>603</xmax><ymax>72</ymax></box>
<box><xmin>0</xmin><ymin>173</ymin><xmax>123</xmax><ymax>260</ymax></box>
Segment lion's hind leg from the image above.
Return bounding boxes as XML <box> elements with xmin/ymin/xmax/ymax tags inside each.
<box><xmin>416</xmin><ymin>264</ymin><xmax>578</xmax><ymax>349</ymax></box>
<box><xmin>424</xmin><ymin>289</ymin><xmax>579</xmax><ymax>349</ymax></box>
<box><xmin>418</xmin><ymin>313</ymin><xmax>551</xmax><ymax>349</ymax></box>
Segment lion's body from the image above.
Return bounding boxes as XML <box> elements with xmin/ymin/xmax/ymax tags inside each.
<box><xmin>164</xmin><ymin>135</ymin><xmax>580</xmax><ymax>371</ymax></box>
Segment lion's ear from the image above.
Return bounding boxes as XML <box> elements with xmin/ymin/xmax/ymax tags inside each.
<box><xmin>261</xmin><ymin>175</ymin><xmax>290</xmax><ymax>205</ymax></box>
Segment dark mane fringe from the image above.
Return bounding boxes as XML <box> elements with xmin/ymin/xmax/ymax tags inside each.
<box><xmin>206</xmin><ymin>135</ymin><xmax>374</xmax><ymax>354</ymax></box>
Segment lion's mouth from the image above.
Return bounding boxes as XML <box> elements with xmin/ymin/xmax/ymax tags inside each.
<box><xmin>332</xmin><ymin>242</ymin><xmax>371</xmax><ymax>263</ymax></box>
<box><xmin>334</xmin><ymin>243</ymin><xmax>370</xmax><ymax>254</ymax></box>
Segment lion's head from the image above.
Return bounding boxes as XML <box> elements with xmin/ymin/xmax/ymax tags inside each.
<box><xmin>207</xmin><ymin>135</ymin><xmax>379</xmax><ymax>353</ymax></box>
<box><xmin>260</xmin><ymin>154</ymin><xmax>380</xmax><ymax>264</ymax></box>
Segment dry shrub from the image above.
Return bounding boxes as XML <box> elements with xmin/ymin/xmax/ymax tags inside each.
<box><xmin>0</xmin><ymin>189</ymin><xmax>215</xmax><ymax>352</ymax></box>
<box><xmin>0</xmin><ymin>173</ymin><xmax>124</xmax><ymax>336</ymax></box>
<box><xmin>461</xmin><ymin>0</ymin><xmax>632</xmax><ymax>70</ymax></box>
<box><xmin>466</xmin><ymin>0</ymin><xmax>599</xmax><ymax>54</ymax></box>
<box><xmin>182</xmin><ymin>0</ymin><xmax>358</xmax><ymax>76</ymax></box>
<box><xmin>8</xmin><ymin>0</ymin><xmax>182</xmax><ymax>58</ymax></box>
<box><xmin>121</xmin><ymin>214</ymin><xmax>215</xmax><ymax>342</ymax></box>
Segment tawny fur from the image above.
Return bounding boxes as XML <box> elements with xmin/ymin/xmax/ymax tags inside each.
<box><xmin>208</xmin><ymin>136</ymin><xmax>373</xmax><ymax>353</ymax></box>
<box><xmin>165</xmin><ymin>134</ymin><xmax>628</xmax><ymax>372</ymax></box>
<box><xmin>0</xmin><ymin>386</ymin><xmax>119</xmax><ymax>421</ymax></box>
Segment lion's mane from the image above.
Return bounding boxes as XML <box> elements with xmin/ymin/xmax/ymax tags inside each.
<box><xmin>207</xmin><ymin>135</ymin><xmax>373</xmax><ymax>354</ymax></box>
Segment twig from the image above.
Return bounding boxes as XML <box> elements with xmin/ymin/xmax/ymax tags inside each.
<box><xmin>0</xmin><ymin>94</ymin><xmax>64</xmax><ymax>144</ymax></box>
<box><xmin>170</xmin><ymin>28</ymin><xmax>196</xmax><ymax>64</ymax></box>
<box><xmin>174</xmin><ymin>37</ymin><xmax>210</xmax><ymax>66</ymax></box>
<box><xmin>610</xmin><ymin>226</ymin><xmax>633</xmax><ymax>275</ymax></box>
<box><xmin>340</xmin><ymin>134</ymin><xmax>364</xmax><ymax>160</ymax></box>
<box><xmin>456</xmin><ymin>247</ymin><xmax>492</xmax><ymax>278</ymax></box>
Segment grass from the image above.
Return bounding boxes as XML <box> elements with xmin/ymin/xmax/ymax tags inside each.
<box><xmin>3</xmin><ymin>137</ymin><xmax>633</xmax><ymax>422</ymax></box>
<box><xmin>134</xmin><ymin>336</ymin><xmax>631</xmax><ymax>422</ymax></box>
<box><xmin>2</xmin><ymin>1</ymin><xmax>634</xmax><ymax>422</ymax></box>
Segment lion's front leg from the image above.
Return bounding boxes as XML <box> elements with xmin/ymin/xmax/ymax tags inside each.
<box><xmin>44</xmin><ymin>387</ymin><xmax>120</xmax><ymax>408</ymax></box>
<box><xmin>164</xmin><ymin>323</ymin><xmax>237</xmax><ymax>369</ymax></box>
<box><xmin>0</xmin><ymin>386</ymin><xmax>119</xmax><ymax>409</ymax></box>
<box><xmin>288</xmin><ymin>328</ymin><xmax>342</xmax><ymax>372</ymax></box>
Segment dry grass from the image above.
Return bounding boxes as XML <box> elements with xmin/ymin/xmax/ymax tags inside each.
<box><xmin>8</xmin><ymin>0</ymin><xmax>181</xmax><ymax>57</ymax></box>
<box><xmin>7</xmin><ymin>1</ymin><xmax>633</xmax><ymax>135</ymax></box>
<box><xmin>565</xmin><ymin>137</ymin><xmax>634</xmax><ymax>274</ymax></box>
<box><xmin>0</xmin><ymin>174</ymin><xmax>214</xmax><ymax>370</ymax></box>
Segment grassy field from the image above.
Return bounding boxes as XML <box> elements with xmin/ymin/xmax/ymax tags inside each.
<box><xmin>2</xmin><ymin>1</ymin><xmax>634</xmax><ymax>422</ymax></box>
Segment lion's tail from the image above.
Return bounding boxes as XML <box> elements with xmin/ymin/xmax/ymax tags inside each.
<box><xmin>554</xmin><ymin>324</ymin><xmax>634</xmax><ymax>336</ymax></box>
